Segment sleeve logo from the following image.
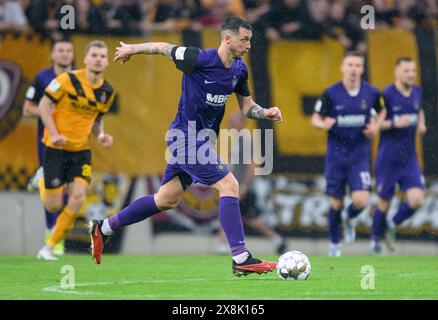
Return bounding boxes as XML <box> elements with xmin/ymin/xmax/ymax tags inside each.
<box><xmin>175</xmin><ymin>47</ymin><xmax>187</xmax><ymax>60</ymax></box>
<box><xmin>48</xmin><ymin>79</ymin><xmax>61</xmax><ymax>92</ymax></box>
<box><xmin>314</xmin><ymin>99</ymin><xmax>322</xmax><ymax>112</ymax></box>
<box><xmin>25</xmin><ymin>86</ymin><xmax>36</xmax><ymax>99</ymax></box>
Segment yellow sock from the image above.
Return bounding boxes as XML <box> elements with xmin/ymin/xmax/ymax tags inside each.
<box><xmin>47</xmin><ymin>207</ymin><xmax>75</xmax><ymax>247</ymax></box>
<box><xmin>38</xmin><ymin>179</ymin><xmax>46</xmax><ymax>205</ymax></box>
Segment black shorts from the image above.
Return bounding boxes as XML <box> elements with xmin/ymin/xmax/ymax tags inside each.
<box><xmin>240</xmin><ymin>189</ymin><xmax>261</xmax><ymax>218</ymax></box>
<box><xmin>43</xmin><ymin>146</ymin><xmax>92</xmax><ymax>189</ymax></box>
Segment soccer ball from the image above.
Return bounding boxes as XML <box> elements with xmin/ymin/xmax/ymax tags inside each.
<box><xmin>277</xmin><ymin>251</ymin><xmax>311</xmax><ymax>280</ymax></box>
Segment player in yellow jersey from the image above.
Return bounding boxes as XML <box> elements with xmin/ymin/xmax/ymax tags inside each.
<box><xmin>23</xmin><ymin>39</ymin><xmax>75</xmax><ymax>256</ymax></box>
<box><xmin>37</xmin><ymin>40</ymin><xmax>116</xmax><ymax>261</ymax></box>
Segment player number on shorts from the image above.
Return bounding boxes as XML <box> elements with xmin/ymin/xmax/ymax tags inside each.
<box><xmin>360</xmin><ymin>172</ymin><xmax>371</xmax><ymax>188</ymax></box>
<box><xmin>82</xmin><ymin>164</ymin><xmax>92</xmax><ymax>178</ymax></box>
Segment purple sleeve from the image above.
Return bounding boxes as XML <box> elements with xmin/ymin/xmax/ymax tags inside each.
<box><xmin>195</xmin><ymin>49</ymin><xmax>211</xmax><ymax>67</ymax></box>
<box><xmin>418</xmin><ymin>87</ymin><xmax>424</xmax><ymax>108</ymax></box>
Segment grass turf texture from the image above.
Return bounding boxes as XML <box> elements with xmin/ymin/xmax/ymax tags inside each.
<box><xmin>0</xmin><ymin>255</ymin><xmax>437</xmax><ymax>300</ymax></box>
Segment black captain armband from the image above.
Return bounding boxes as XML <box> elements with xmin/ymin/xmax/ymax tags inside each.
<box><xmin>171</xmin><ymin>46</ymin><xmax>200</xmax><ymax>76</ymax></box>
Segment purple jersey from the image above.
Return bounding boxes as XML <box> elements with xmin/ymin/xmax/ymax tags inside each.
<box><xmin>378</xmin><ymin>84</ymin><xmax>423</xmax><ymax>163</ymax></box>
<box><xmin>315</xmin><ymin>81</ymin><xmax>382</xmax><ymax>160</ymax></box>
<box><xmin>169</xmin><ymin>47</ymin><xmax>250</xmax><ymax>137</ymax></box>
<box><xmin>375</xmin><ymin>84</ymin><xmax>424</xmax><ymax>199</ymax></box>
<box><xmin>25</xmin><ymin>67</ymin><xmax>57</xmax><ymax>165</ymax></box>
<box><xmin>162</xmin><ymin>47</ymin><xmax>250</xmax><ymax>189</ymax></box>
<box><xmin>315</xmin><ymin>81</ymin><xmax>382</xmax><ymax>197</ymax></box>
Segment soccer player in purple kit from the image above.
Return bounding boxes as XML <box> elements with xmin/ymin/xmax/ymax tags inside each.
<box><xmin>371</xmin><ymin>57</ymin><xmax>427</xmax><ymax>255</ymax></box>
<box><xmin>23</xmin><ymin>39</ymin><xmax>74</xmax><ymax>256</ymax></box>
<box><xmin>89</xmin><ymin>17</ymin><xmax>283</xmax><ymax>276</ymax></box>
<box><xmin>311</xmin><ymin>51</ymin><xmax>385</xmax><ymax>256</ymax></box>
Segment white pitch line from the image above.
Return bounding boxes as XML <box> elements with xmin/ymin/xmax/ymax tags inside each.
<box><xmin>42</xmin><ymin>279</ymin><xmax>210</xmax><ymax>298</ymax></box>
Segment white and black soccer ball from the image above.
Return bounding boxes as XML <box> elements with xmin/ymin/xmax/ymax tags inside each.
<box><xmin>277</xmin><ymin>251</ymin><xmax>311</xmax><ymax>280</ymax></box>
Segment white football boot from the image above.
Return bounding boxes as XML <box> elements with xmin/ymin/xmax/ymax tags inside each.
<box><xmin>37</xmin><ymin>245</ymin><xmax>58</xmax><ymax>261</ymax></box>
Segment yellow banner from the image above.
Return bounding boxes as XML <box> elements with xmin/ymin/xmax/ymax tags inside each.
<box><xmin>0</xmin><ymin>29</ymin><xmax>426</xmax><ymax>182</ymax></box>
<box><xmin>0</xmin><ymin>35</ymin><xmax>52</xmax><ymax>181</ymax></box>
<box><xmin>72</xmin><ymin>34</ymin><xmax>184</xmax><ymax>175</ymax></box>
<box><xmin>269</xmin><ymin>37</ymin><xmax>344</xmax><ymax>156</ymax></box>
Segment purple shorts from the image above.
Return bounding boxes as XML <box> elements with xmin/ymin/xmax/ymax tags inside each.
<box><xmin>161</xmin><ymin>143</ymin><xmax>229</xmax><ymax>190</ymax></box>
<box><xmin>325</xmin><ymin>156</ymin><xmax>371</xmax><ymax>198</ymax></box>
<box><xmin>375</xmin><ymin>159</ymin><xmax>425</xmax><ymax>199</ymax></box>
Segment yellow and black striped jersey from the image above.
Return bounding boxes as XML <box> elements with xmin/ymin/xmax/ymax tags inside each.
<box><xmin>43</xmin><ymin>69</ymin><xmax>115</xmax><ymax>151</ymax></box>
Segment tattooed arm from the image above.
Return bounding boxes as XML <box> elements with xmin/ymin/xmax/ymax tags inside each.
<box><xmin>236</xmin><ymin>94</ymin><xmax>282</xmax><ymax>122</ymax></box>
<box><xmin>114</xmin><ymin>41</ymin><xmax>176</xmax><ymax>63</ymax></box>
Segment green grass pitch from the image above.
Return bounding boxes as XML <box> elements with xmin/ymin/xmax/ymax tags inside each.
<box><xmin>1</xmin><ymin>255</ymin><xmax>437</xmax><ymax>300</ymax></box>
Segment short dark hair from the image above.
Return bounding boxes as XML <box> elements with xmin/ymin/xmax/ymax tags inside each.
<box><xmin>396</xmin><ymin>57</ymin><xmax>414</xmax><ymax>66</ymax></box>
<box><xmin>220</xmin><ymin>16</ymin><xmax>252</xmax><ymax>36</ymax></box>
<box><xmin>85</xmin><ymin>40</ymin><xmax>108</xmax><ymax>55</ymax></box>
<box><xmin>51</xmin><ymin>39</ymin><xmax>73</xmax><ymax>51</ymax></box>
<box><xmin>343</xmin><ymin>50</ymin><xmax>364</xmax><ymax>60</ymax></box>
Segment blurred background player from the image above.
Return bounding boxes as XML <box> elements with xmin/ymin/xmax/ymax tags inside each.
<box><xmin>36</xmin><ymin>40</ymin><xmax>115</xmax><ymax>261</ymax></box>
<box><xmin>371</xmin><ymin>57</ymin><xmax>427</xmax><ymax>255</ymax></box>
<box><xmin>217</xmin><ymin>111</ymin><xmax>286</xmax><ymax>255</ymax></box>
<box><xmin>23</xmin><ymin>39</ymin><xmax>74</xmax><ymax>256</ymax></box>
<box><xmin>90</xmin><ymin>17</ymin><xmax>283</xmax><ymax>276</ymax></box>
<box><xmin>311</xmin><ymin>51</ymin><xmax>385</xmax><ymax>256</ymax></box>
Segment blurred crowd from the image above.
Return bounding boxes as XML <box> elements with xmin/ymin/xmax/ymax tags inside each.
<box><xmin>1</xmin><ymin>0</ymin><xmax>438</xmax><ymax>51</ymax></box>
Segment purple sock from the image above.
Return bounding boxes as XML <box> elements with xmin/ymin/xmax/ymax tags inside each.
<box><xmin>347</xmin><ymin>203</ymin><xmax>363</xmax><ymax>219</ymax></box>
<box><xmin>372</xmin><ymin>209</ymin><xmax>387</xmax><ymax>241</ymax></box>
<box><xmin>328</xmin><ymin>207</ymin><xmax>341</xmax><ymax>244</ymax></box>
<box><xmin>108</xmin><ymin>195</ymin><xmax>160</xmax><ymax>231</ymax></box>
<box><xmin>45</xmin><ymin>208</ymin><xmax>60</xmax><ymax>230</ymax></box>
<box><xmin>393</xmin><ymin>202</ymin><xmax>415</xmax><ymax>225</ymax></box>
<box><xmin>219</xmin><ymin>196</ymin><xmax>247</xmax><ymax>256</ymax></box>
